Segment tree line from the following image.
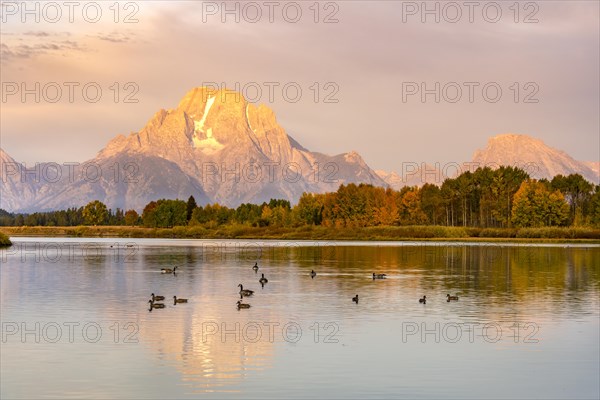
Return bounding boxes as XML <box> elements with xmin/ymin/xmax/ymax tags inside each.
<box><xmin>1</xmin><ymin>167</ymin><xmax>599</xmax><ymax>229</ymax></box>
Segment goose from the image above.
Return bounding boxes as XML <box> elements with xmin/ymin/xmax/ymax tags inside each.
<box><xmin>373</xmin><ymin>273</ymin><xmax>387</xmax><ymax>279</ymax></box>
<box><xmin>447</xmin><ymin>294</ymin><xmax>459</xmax><ymax>302</ymax></box>
<box><xmin>352</xmin><ymin>294</ymin><xmax>359</xmax><ymax>303</ymax></box>
<box><xmin>252</xmin><ymin>262</ymin><xmax>259</xmax><ymax>272</ymax></box>
<box><xmin>173</xmin><ymin>296</ymin><xmax>188</xmax><ymax>304</ymax></box>
<box><xmin>238</xmin><ymin>284</ymin><xmax>254</xmax><ymax>296</ymax></box>
<box><xmin>148</xmin><ymin>300</ymin><xmax>165</xmax><ymax>310</ymax></box>
<box><xmin>237</xmin><ymin>300</ymin><xmax>251</xmax><ymax>309</ymax></box>
<box><xmin>161</xmin><ymin>266</ymin><xmax>178</xmax><ymax>274</ymax></box>
<box><xmin>419</xmin><ymin>296</ymin><xmax>426</xmax><ymax>304</ymax></box>
<box><xmin>259</xmin><ymin>273</ymin><xmax>268</xmax><ymax>284</ymax></box>
<box><xmin>151</xmin><ymin>293</ymin><xmax>165</xmax><ymax>301</ymax></box>
<box><xmin>310</xmin><ymin>270</ymin><xmax>317</xmax><ymax>278</ymax></box>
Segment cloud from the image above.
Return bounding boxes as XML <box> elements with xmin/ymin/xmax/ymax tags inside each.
<box><xmin>0</xmin><ymin>43</ymin><xmax>18</xmax><ymax>59</ymax></box>
<box><xmin>0</xmin><ymin>29</ymin><xmax>134</xmax><ymax>63</ymax></box>
<box><xmin>0</xmin><ymin>29</ymin><xmax>84</xmax><ymax>62</ymax></box>
<box><xmin>0</xmin><ymin>1</ymin><xmax>597</xmax><ymax>170</ymax></box>
<box><xmin>23</xmin><ymin>31</ymin><xmax>51</xmax><ymax>37</ymax></box>
<box><xmin>92</xmin><ymin>31</ymin><xmax>135</xmax><ymax>43</ymax></box>
<box><xmin>0</xmin><ymin>40</ymin><xmax>84</xmax><ymax>61</ymax></box>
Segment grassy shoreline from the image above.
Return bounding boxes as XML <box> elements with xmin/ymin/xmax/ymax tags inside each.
<box><xmin>1</xmin><ymin>225</ymin><xmax>599</xmax><ymax>243</ymax></box>
<box><xmin>0</xmin><ymin>232</ymin><xmax>12</xmax><ymax>246</ymax></box>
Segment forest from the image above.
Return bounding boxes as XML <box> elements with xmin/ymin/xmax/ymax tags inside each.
<box><xmin>1</xmin><ymin>167</ymin><xmax>599</xmax><ymax>231</ymax></box>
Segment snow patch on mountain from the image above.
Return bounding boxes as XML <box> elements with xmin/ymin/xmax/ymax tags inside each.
<box><xmin>245</xmin><ymin>103</ymin><xmax>254</xmax><ymax>132</ymax></box>
<box><xmin>192</xmin><ymin>128</ymin><xmax>224</xmax><ymax>154</ymax></box>
<box><xmin>196</xmin><ymin>96</ymin><xmax>215</xmax><ymax>132</ymax></box>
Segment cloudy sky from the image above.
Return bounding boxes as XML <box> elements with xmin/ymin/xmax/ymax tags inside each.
<box><xmin>1</xmin><ymin>1</ymin><xmax>598</xmax><ymax>172</ymax></box>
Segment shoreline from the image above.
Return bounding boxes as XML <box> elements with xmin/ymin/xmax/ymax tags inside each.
<box><xmin>1</xmin><ymin>225</ymin><xmax>599</xmax><ymax>244</ymax></box>
<box><xmin>0</xmin><ymin>231</ymin><xmax>11</xmax><ymax>247</ymax></box>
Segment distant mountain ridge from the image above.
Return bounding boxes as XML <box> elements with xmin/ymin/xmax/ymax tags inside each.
<box><xmin>377</xmin><ymin>134</ymin><xmax>598</xmax><ymax>189</ymax></box>
<box><xmin>1</xmin><ymin>88</ymin><xmax>597</xmax><ymax>212</ymax></box>
<box><xmin>472</xmin><ymin>134</ymin><xmax>598</xmax><ymax>184</ymax></box>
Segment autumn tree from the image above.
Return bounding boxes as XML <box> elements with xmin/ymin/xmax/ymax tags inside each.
<box><xmin>124</xmin><ymin>210</ymin><xmax>139</xmax><ymax>226</ymax></box>
<box><xmin>511</xmin><ymin>180</ymin><xmax>570</xmax><ymax>227</ymax></box>
<box><xmin>142</xmin><ymin>201</ymin><xmax>158</xmax><ymax>227</ymax></box>
<box><xmin>294</xmin><ymin>192</ymin><xmax>324</xmax><ymax>225</ymax></box>
<box><xmin>82</xmin><ymin>200</ymin><xmax>108</xmax><ymax>226</ymax></box>
<box><xmin>397</xmin><ymin>187</ymin><xmax>427</xmax><ymax>225</ymax></box>
<box><xmin>320</xmin><ymin>192</ymin><xmax>340</xmax><ymax>227</ymax></box>
<box><xmin>370</xmin><ymin>187</ymin><xmax>399</xmax><ymax>226</ymax></box>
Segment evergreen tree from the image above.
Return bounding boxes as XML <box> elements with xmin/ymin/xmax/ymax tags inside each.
<box><xmin>186</xmin><ymin>195</ymin><xmax>197</xmax><ymax>222</ymax></box>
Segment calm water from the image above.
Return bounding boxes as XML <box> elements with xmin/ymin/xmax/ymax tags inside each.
<box><xmin>1</xmin><ymin>238</ymin><xmax>599</xmax><ymax>399</ymax></box>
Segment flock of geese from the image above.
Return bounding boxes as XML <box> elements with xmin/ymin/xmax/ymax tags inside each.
<box><xmin>147</xmin><ymin>267</ymin><xmax>187</xmax><ymax>311</ymax></box>
<box><xmin>148</xmin><ymin>262</ymin><xmax>460</xmax><ymax>311</ymax></box>
<box><xmin>417</xmin><ymin>294</ymin><xmax>459</xmax><ymax>304</ymax></box>
<box><xmin>236</xmin><ymin>263</ymin><xmax>259</xmax><ymax>309</ymax></box>
<box><xmin>148</xmin><ymin>294</ymin><xmax>188</xmax><ymax>311</ymax></box>
<box><xmin>237</xmin><ymin>263</ymin><xmax>325</xmax><ymax>309</ymax></box>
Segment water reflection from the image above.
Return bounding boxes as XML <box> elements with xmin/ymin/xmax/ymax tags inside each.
<box><xmin>1</xmin><ymin>238</ymin><xmax>598</xmax><ymax>399</ymax></box>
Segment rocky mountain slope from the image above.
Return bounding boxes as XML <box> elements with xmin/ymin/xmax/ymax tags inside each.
<box><xmin>472</xmin><ymin>134</ymin><xmax>598</xmax><ymax>184</ymax></box>
<box><xmin>377</xmin><ymin>134</ymin><xmax>598</xmax><ymax>189</ymax></box>
<box><xmin>1</xmin><ymin>87</ymin><xmax>385</xmax><ymax>212</ymax></box>
<box><xmin>2</xmin><ymin>89</ymin><xmax>596</xmax><ymax>213</ymax></box>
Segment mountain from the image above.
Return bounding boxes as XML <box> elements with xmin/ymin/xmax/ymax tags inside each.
<box><xmin>584</xmin><ymin>161</ymin><xmax>599</xmax><ymax>179</ymax></box>
<box><xmin>2</xmin><ymin>92</ymin><xmax>597</xmax><ymax>214</ymax></box>
<box><xmin>0</xmin><ymin>151</ymin><xmax>210</xmax><ymax>213</ymax></box>
<box><xmin>375</xmin><ymin>164</ymin><xmax>446</xmax><ymax>190</ymax></box>
<box><xmin>0</xmin><ymin>87</ymin><xmax>385</xmax><ymax>212</ymax></box>
<box><xmin>472</xmin><ymin>134</ymin><xmax>598</xmax><ymax>184</ymax></box>
<box><xmin>30</xmin><ymin>154</ymin><xmax>210</xmax><ymax>212</ymax></box>
<box><xmin>375</xmin><ymin>134</ymin><xmax>598</xmax><ymax>189</ymax></box>
<box><xmin>96</xmin><ymin>87</ymin><xmax>385</xmax><ymax>206</ymax></box>
<box><xmin>0</xmin><ymin>148</ymin><xmax>39</xmax><ymax>211</ymax></box>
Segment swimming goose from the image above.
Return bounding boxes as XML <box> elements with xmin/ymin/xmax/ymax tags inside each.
<box><xmin>237</xmin><ymin>300</ymin><xmax>251</xmax><ymax>309</ymax></box>
<box><xmin>310</xmin><ymin>270</ymin><xmax>317</xmax><ymax>278</ymax></box>
<box><xmin>419</xmin><ymin>296</ymin><xmax>427</xmax><ymax>304</ymax></box>
<box><xmin>148</xmin><ymin>300</ymin><xmax>165</xmax><ymax>310</ymax></box>
<box><xmin>173</xmin><ymin>296</ymin><xmax>188</xmax><ymax>304</ymax></box>
<box><xmin>352</xmin><ymin>294</ymin><xmax>359</xmax><ymax>303</ymax></box>
<box><xmin>447</xmin><ymin>294</ymin><xmax>459</xmax><ymax>301</ymax></box>
<box><xmin>252</xmin><ymin>262</ymin><xmax>259</xmax><ymax>272</ymax></box>
<box><xmin>238</xmin><ymin>284</ymin><xmax>254</xmax><ymax>296</ymax></box>
<box><xmin>259</xmin><ymin>273</ymin><xmax>268</xmax><ymax>284</ymax></box>
<box><xmin>161</xmin><ymin>266</ymin><xmax>178</xmax><ymax>274</ymax></box>
<box><xmin>373</xmin><ymin>273</ymin><xmax>387</xmax><ymax>279</ymax></box>
<box><xmin>151</xmin><ymin>293</ymin><xmax>165</xmax><ymax>301</ymax></box>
